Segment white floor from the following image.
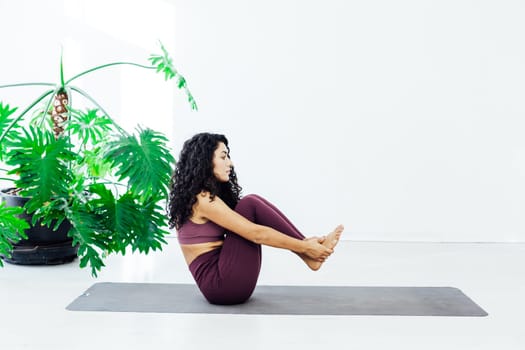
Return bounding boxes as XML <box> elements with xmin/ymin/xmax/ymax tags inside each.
<box><xmin>1</xmin><ymin>238</ymin><xmax>524</xmax><ymax>350</ymax></box>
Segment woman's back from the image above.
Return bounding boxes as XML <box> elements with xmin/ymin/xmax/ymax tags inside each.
<box><xmin>177</xmin><ymin>220</ymin><xmax>225</xmax><ymax>244</ymax></box>
<box><xmin>177</xmin><ymin>219</ymin><xmax>225</xmax><ymax>265</ymax></box>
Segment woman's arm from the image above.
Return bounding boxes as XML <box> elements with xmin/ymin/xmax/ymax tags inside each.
<box><xmin>195</xmin><ymin>192</ymin><xmax>332</xmax><ymax>260</ymax></box>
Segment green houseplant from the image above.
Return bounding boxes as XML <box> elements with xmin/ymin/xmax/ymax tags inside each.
<box><xmin>0</xmin><ymin>42</ymin><xmax>197</xmax><ymax>276</ymax></box>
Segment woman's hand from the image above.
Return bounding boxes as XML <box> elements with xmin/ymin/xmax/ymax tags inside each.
<box><xmin>302</xmin><ymin>237</ymin><xmax>333</xmax><ymax>261</ymax></box>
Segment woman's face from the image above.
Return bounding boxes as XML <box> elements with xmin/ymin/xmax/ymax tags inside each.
<box><xmin>212</xmin><ymin>142</ymin><xmax>233</xmax><ymax>182</ymax></box>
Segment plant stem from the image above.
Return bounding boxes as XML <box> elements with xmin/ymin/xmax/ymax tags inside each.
<box><xmin>37</xmin><ymin>86</ymin><xmax>62</xmax><ymax>129</ymax></box>
<box><xmin>60</xmin><ymin>48</ymin><xmax>65</xmax><ymax>88</ymax></box>
<box><xmin>0</xmin><ymin>89</ymin><xmax>55</xmax><ymax>144</ymax></box>
<box><xmin>0</xmin><ymin>83</ymin><xmax>56</xmax><ymax>89</ymax></box>
<box><xmin>69</xmin><ymin>86</ymin><xmax>129</xmax><ymax>137</ymax></box>
<box><xmin>65</xmin><ymin>62</ymin><xmax>155</xmax><ymax>85</ymax></box>
<box><xmin>95</xmin><ymin>181</ymin><xmax>127</xmax><ymax>188</ymax></box>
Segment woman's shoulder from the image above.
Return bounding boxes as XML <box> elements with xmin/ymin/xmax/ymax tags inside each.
<box><xmin>196</xmin><ymin>191</ymin><xmax>222</xmax><ymax>203</ymax></box>
<box><xmin>194</xmin><ymin>191</ymin><xmax>224</xmax><ymax>212</ymax></box>
<box><xmin>196</xmin><ymin>190</ymin><xmax>211</xmax><ymax>202</ymax></box>
<box><xmin>195</xmin><ymin>191</ymin><xmax>230</xmax><ymax>218</ymax></box>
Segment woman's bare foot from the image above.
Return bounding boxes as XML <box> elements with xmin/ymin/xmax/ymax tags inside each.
<box><xmin>322</xmin><ymin>224</ymin><xmax>344</xmax><ymax>250</ymax></box>
<box><xmin>300</xmin><ymin>225</ymin><xmax>344</xmax><ymax>271</ymax></box>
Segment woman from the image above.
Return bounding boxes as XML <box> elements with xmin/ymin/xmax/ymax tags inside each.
<box><xmin>168</xmin><ymin>132</ymin><xmax>344</xmax><ymax>305</ymax></box>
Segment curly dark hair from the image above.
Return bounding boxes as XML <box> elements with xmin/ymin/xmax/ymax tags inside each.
<box><xmin>168</xmin><ymin>132</ymin><xmax>242</xmax><ymax>229</ymax></box>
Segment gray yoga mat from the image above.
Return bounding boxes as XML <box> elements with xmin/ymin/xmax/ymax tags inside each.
<box><xmin>66</xmin><ymin>282</ymin><xmax>487</xmax><ymax>316</ymax></box>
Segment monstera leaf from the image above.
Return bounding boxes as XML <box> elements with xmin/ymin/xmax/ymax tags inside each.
<box><xmin>149</xmin><ymin>42</ymin><xmax>198</xmax><ymax>110</ymax></box>
<box><xmin>0</xmin><ymin>103</ymin><xmax>19</xmax><ymax>159</ymax></box>
<box><xmin>67</xmin><ymin>108</ymin><xmax>114</xmax><ymax>147</ymax></box>
<box><xmin>0</xmin><ymin>203</ymin><xmax>30</xmax><ymax>267</ymax></box>
<box><xmin>5</xmin><ymin>127</ymin><xmax>76</xmax><ymax>215</ymax></box>
<box><xmin>104</xmin><ymin>127</ymin><xmax>175</xmax><ymax>200</ymax></box>
<box><xmin>67</xmin><ymin>183</ymin><xmax>167</xmax><ymax>276</ymax></box>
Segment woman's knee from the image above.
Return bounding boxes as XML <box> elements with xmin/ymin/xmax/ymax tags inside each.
<box><xmin>236</xmin><ymin>194</ymin><xmax>259</xmax><ymax>209</ymax></box>
<box><xmin>241</xmin><ymin>193</ymin><xmax>259</xmax><ymax>200</ymax></box>
<box><xmin>235</xmin><ymin>194</ymin><xmax>266</xmax><ymax>221</ymax></box>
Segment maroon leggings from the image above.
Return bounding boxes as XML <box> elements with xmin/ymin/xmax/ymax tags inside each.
<box><xmin>188</xmin><ymin>194</ymin><xmax>305</xmax><ymax>305</ymax></box>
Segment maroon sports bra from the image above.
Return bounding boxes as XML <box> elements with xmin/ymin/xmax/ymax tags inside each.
<box><xmin>177</xmin><ymin>220</ymin><xmax>225</xmax><ymax>244</ymax></box>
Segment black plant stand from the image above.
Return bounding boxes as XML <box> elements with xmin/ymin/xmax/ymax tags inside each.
<box><xmin>3</xmin><ymin>241</ymin><xmax>77</xmax><ymax>265</ymax></box>
<box><xmin>1</xmin><ymin>189</ymin><xmax>78</xmax><ymax>265</ymax></box>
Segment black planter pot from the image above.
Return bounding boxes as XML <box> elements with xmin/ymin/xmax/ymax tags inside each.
<box><xmin>0</xmin><ymin>189</ymin><xmax>78</xmax><ymax>265</ymax></box>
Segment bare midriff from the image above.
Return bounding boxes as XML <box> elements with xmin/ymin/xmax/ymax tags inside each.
<box><xmin>179</xmin><ymin>240</ymin><xmax>224</xmax><ymax>266</ymax></box>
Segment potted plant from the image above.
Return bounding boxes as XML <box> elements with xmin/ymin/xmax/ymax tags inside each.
<box><xmin>0</xmin><ymin>42</ymin><xmax>197</xmax><ymax>276</ymax></box>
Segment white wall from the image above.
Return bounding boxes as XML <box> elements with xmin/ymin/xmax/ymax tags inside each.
<box><xmin>1</xmin><ymin>0</ymin><xmax>524</xmax><ymax>242</ymax></box>
<box><xmin>169</xmin><ymin>0</ymin><xmax>525</xmax><ymax>242</ymax></box>
<box><xmin>0</xmin><ymin>0</ymin><xmax>176</xmax><ymax>131</ymax></box>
